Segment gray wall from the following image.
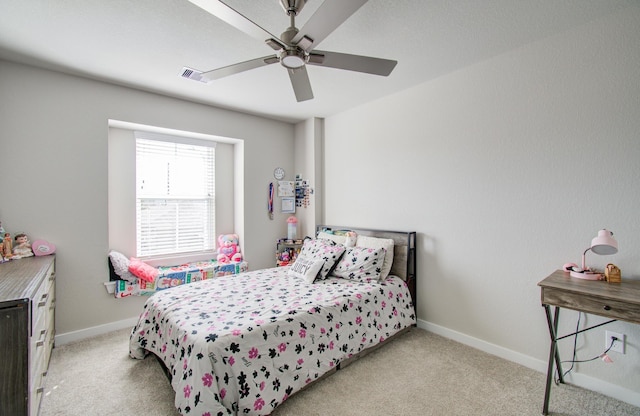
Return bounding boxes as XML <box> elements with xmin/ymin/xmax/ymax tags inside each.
<box><xmin>0</xmin><ymin>60</ymin><xmax>295</xmax><ymax>336</ymax></box>
<box><xmin>323</xmin><ymin>4</ymin><xmax>640</xmax><ymax>404</ymax></box>
<box><xmin>1</xmin><ymin>1</ymin><xmax>639</xmax><ymax>407</ymax></box>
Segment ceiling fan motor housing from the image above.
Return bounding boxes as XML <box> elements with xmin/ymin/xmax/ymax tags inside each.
<box><xmin>280</xmin><ymin>0</ymin><xmax>306</xmax><ymax>16</ymax></box>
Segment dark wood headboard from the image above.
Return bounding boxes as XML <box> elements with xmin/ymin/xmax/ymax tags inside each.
<box><xmin>316</xmin><ymin>225</ymin><xmax>417</xmax><ymax>312</ymax></box>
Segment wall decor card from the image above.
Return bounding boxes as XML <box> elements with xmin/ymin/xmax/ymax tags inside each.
<box><xmin>278</xmin><ymin>181</ymin><xmax>294</xmax><ymax>197</ymax></box>
<box><xmin>281</xmin><ymin>197</ymin><xmax>295</xmax><ymax>213</ymax></box>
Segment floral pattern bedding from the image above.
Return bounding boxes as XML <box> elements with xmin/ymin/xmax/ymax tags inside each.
<box><xmin>129</xmin><ymin>266</ymin><xmax>415</xmax><ymax>416</ymax></box>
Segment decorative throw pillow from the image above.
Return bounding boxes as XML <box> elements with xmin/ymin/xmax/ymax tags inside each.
<box><xmin>316</xmin><ymin>231</ymin><xmax>347</xmax><ymax>246</ymax></box>
<box><xmin>288</xmin><ymin>253</ymin><xmax>325</xmax><ymax>283</ymax></box>
<box><xmin>332</xmin><ymin>246</ymin><xmax>385</xmax><ymax>282</ymax></box>
<box><xmin>128</xmin><ymin>257</ymin><xmax>159</xmax><ymax>283</ymax></box>
<box><xmin>108</xmin><ymin>250</ymin><xmax>137</xmax><ymax>282</ymax></box>
<box><xmin>355</xmin><ymin>235</ymin><xmax>395</xmax><ymax>280</ymax></box>
<box><xmin>317</xmin><ymin>230</ymin><xmax>358</xmax><ymax>247</ymax></box>
<box><xmin>299</xmin><ymin>238</ymin><xmax>346</xmax><ymax>280</ymax></box>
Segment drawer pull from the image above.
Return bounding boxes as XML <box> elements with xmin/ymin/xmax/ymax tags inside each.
<box><xmin>603</xmin><ymin>305</ymin><xmax>612</xmax><ymax>311</ymax></box>
<box><xmin>38</xmin><ymin>293</ymin><xmax>49</xmax><ymax>307</ymax></box>
<box><xmin>36</xmin><ymin>329</ymin><xmax>47</xmax><ymax>347</ymax></box>
<box><xmin>36</xmin><ymin>387</ymin><xmax>44</xmax><ymax>394</ymax></box>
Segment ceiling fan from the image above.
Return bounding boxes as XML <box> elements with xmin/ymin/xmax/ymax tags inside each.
<box><xmin>182</xmin><ymin>0</ymin><xmax>397</xmax><ymax>102</ymax></box>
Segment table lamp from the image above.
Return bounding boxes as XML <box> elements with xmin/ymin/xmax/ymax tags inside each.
<box><xmin>569</xmin><ymin>229</ymin><xmax>618</xmax><ymax>280</ymax></box>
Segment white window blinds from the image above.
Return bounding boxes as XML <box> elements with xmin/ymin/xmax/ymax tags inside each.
<box><xmin>135</xmin><ymin>133</ymin><xmax>216</xmax><ymax>258</ymax></box>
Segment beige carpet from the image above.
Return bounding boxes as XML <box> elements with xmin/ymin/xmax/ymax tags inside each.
<box><xmin>40</xmin><ymin>327</ymin><xmax>638</xmax><ymax>416</ymax></box>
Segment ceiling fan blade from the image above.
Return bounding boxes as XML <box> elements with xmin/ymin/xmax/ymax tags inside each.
<box><xmin>202</xmin><ymin>55</ymin><xmax>278</xmax><ymax>80</ymax></box>
<box><xmin>288</xmin><ymin>67</ymin><xmax>313</xmax><ymax>102</ymax></box>
<box><xmin>188</xmin><ymin>0</ymin><xmax>285</xmax><ymax>49</ymax></box>
<box><xmin>292</xmin><ymin>0</ymin><xmax>368</xmax><ymax>51</ymax></box>
<box><xmin>308</xmin><ymin>50</ymin><xmax>397</xmax><ymax>76</ymax></box>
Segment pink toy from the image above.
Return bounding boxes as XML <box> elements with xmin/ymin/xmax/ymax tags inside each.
<box><xmin>32</xmin><ymin>240</ymin><xmax>55</xmax><ymax>256</ymax></box>
<box><xmin>129</xmin><ymin>258</ymin><xmax>159</xmax><ymax>282</ymax></box>
<box><xmin>217</xmin><ymin>234</ymin><xmax>243</xmax><ymax>264</ymax></box>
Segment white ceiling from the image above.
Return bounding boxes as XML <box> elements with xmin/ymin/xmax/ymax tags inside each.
<box><xmin>0</xmin><ymin>0</ymin><xmax>635</xmax><ymax>123</ymax></box>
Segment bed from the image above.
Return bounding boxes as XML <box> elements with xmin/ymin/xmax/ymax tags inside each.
<box><xmin>129</xmin><ymin>225</ymin><xmax>417</xmax><ymax>415</ymax></box>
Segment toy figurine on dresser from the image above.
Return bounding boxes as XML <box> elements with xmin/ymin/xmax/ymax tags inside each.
<box><xmin>3</xmin><ymin>233</ymin><xmax>13</xmax><ymax>260</ymax></box>
<box><xmin>0</xmin><ymin>227</ymin><xmax>37</xmax><ymax>261</ymax></box>
<box><xmin>13</xmin><ymin>234</ymin><xmax>34</xmax><ymax>259</ymax></box>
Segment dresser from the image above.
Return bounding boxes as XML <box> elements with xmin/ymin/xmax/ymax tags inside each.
<box><xmin>0</xmin><ymin>256</ymin><xmax>56</xmax><ymax>416</ymax></box>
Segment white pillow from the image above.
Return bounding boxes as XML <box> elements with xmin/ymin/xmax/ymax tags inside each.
<box><xmin>316</xmin><ymin>231</ymin><xmax>347</xmax><ymax>245</ymax></box>
<box><xmin>332</xmin><ymin>246</ymin><xmax>385</xmax><ymax>282</ymax></box>
<box><xmin>288</xmin><ymin>253</ymin><xmax>325</xmax><ymax>283</ymax></box>
<box><xmin>355</xmin><ymin>235</ymin><xmax>395</xmax><ymax>280</ymax></box>
<box><xmin>108</xmin><ymin>250</ymin><xmax>137</xmax><ymax>282</ymax></box>
<box><xmin>299</xmin><ymin>238</ymin><xmax>346</xmax><ymax>280</ymax></box>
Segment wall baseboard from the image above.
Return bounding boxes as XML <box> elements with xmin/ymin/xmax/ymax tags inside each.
<box><xmin>55</xmin><ymin>316</ymin><xmax>640</xmax><ymax>408</ymax></box>
<box><xmin>418</xmin><ymin>319</ymin><xmax>640</xmax><ymax>408</ymax></box>
<box><xmin>54</xmin><ymin>317</ymin><xmax>140</xmax><ymax>346</ymax></box>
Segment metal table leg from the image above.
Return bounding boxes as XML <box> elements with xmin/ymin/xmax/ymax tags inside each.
<box><xmin>543</xmin><ymin>305</ymin><xmax>562</xmax><ymax>415</ymax></box>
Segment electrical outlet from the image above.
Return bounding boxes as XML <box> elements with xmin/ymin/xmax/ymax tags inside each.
<box><xmin>605</xmin><ymin>331</ymin><xmax>625</xmax><ymax>354</ymax></box>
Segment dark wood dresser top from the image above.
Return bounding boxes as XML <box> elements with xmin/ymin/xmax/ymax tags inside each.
<box><xmin>0</xmin><ymin>256</ymin><xmax>55</xmax><ymax>302</ymax></box>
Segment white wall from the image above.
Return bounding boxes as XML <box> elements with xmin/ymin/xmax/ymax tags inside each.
<box><xmin>293</xmin><ymin>118</ymin><xmax>323</xmax><ymax>238</ymax></box>
<box><xmin>323</xmin><ymin>4</ymin><xmax>640</xmax><ymax>403</ymax></box>
<box><xmin>0</xmin><ymin>60</ymin><xmax>294</xmax><ymax>336</ymax></box>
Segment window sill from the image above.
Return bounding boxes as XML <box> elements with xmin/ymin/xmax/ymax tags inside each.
<box><xmin>141</xmin><ymin>252</ymin><xmax>218</xmax><ymax>267</ymax></box>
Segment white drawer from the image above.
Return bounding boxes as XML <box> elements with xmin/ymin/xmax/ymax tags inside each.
<box><xmin>30</xmin><ymin>289</ymin><xmax>54</xmax><ymax>359</ymax></box>
<box><xmin>30</xmin><ymin>346</ymin><xmax>47</xmax><ymax>394</ymax></box>
<box><xmin>32</xmin><ymin>268</ymin><xmax>54</xmax><ymax>331</ymax></box>
<box><xmin>29</xmin><ymin>262</ymin><xmax>55</xmax><ymax>416</ymax></box>
<box><xmin>30</xmin><ymin>371</ymin><xmax>46</xmax><ymax>416</ymax></box>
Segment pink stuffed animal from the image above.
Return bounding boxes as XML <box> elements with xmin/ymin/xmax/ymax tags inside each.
<box><xmin>217</xmin><ymin>234</ymin><xmax>243</xmax><ymax>264</ymax></box>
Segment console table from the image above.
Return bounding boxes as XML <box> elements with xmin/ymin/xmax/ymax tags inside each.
<box><xmin>538</xmin><ymin>270</ymin><xmax>640</xmax><ymax>415</ymax></box>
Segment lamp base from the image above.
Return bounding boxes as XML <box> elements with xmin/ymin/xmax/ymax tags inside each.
<box><xmin>570</xmin><ymin>270</ymin><xmax>604</xmax><ymax>280</ymax></box>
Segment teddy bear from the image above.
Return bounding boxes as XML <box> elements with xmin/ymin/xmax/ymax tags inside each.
<box><xmin>217</xmin><ymin>234</ymin><xmax>243</xmax><ymax>264</ymax></box>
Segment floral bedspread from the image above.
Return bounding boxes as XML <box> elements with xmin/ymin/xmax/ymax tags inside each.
<box><xmin>129</xmin><ymin>266</ymin><xmax>415</xmax><ymax>415</ymax></box>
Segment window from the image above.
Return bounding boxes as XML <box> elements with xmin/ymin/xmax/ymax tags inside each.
<box><xmin>109</xmin><ymin>121</ymin><xmax>237</xmax><ymax>266</ymax></box>
<box><xmin>135</xmin><ymin>132</ymin><xmax>215</xmax><ymax>258</ymax></box>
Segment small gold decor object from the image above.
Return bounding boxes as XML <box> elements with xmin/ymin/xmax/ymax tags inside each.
<box><xmin>605</xmin><ymin>263</ymin><xmax>621</xmax><ymax>283</ymax></box>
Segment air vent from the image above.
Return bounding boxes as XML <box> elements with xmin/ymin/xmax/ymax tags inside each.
<box><xmin>180</xmin><ymin>67</ymin><xmax>208</xmax><ymax>83</ymax></box>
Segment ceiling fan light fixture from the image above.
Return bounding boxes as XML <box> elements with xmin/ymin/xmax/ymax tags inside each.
<box><xmin>280</xmin><ymin>49</ymin><xmax>307</xmax><ymax>69</ymax></box>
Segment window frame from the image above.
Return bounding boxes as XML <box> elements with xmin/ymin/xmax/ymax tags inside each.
<box><xmin>134</xmin><ymin>133</ymin><xmax>216</xmax><ymax>259</ymax></box>
<box><xmin>108</xmin><ymin>121</ymin><xmax>238</xmax><ymax>267</ymax></box>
